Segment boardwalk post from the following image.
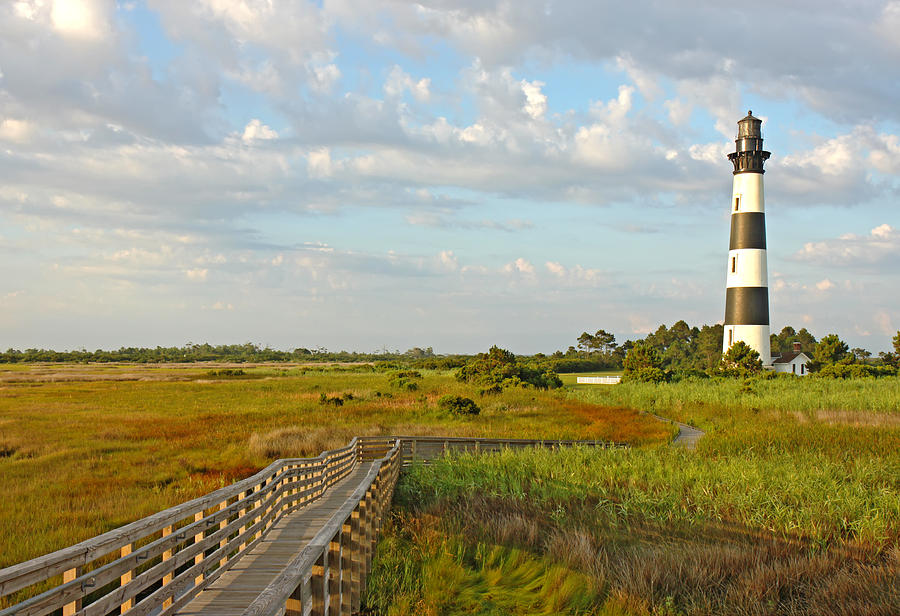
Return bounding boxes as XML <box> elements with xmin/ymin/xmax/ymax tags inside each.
<box><xmin>62</xmin><ymin>566</ymin><xmax>82</xmax><ymax>616</ymax></box>
<box><xmin>311</xmin><ymin>549</ymin><xmax>327</xmax><ymax>616</ymax></box>
<box><xmin>162</xmin><ymin>525</ymin><xmax>174</xmax><ymax>608</ymax></box>
<box><xmin>120</xmin><ymin>543</ymin><xmax>134</xmax><ymax>614</ymax></box>
<box><xmin>328</xmin><ymin>532</ymin><xmax>342</xmax><ymax>616</ymax></box>
<box><xmin>340</xmin><ymin>520</ymin><xmax>353</xmax><ymax>616</ymax></box>
<box><xmin>218</xmin><ymin>500</ymin><xmax>228</xmax><ymax>568</ymax></box>
<box><xmin>350</xmin><ymin>504</ymin><xmax>361</xmax><ymax>612</ymax></box>
<box><xmin>194</xmin><ymin>510</ymin><xmax>205</xmax><ymax>587</ymax></box>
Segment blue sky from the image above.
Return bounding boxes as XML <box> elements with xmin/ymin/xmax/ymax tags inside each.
<box><xmin>1</xmin><ymin>0</ymin><xmax>899</xmax><ymax>354</ymax></box>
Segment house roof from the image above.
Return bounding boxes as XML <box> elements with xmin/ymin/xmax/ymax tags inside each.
<box><xmin>772</xmin><ymin>351</ymin><xmax>810</xmax><ymax>364</ymax></box>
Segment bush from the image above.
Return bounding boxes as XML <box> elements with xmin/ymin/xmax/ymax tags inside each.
<box><xmin>455</xmin><ymin>346</ymin><xmax>562</xmax><ymax>390</ymax></box>
<box><xmin>622</xmin><ymin>344</ymin><xmax>668</xmax><ymax>383</ymax></box>
<box><xmin>206</xmin><ymin>368</ymin><xmax>245</xmax><ymax>377</ymax></box>
<box><xmin>438</xmin><ymin>395</ymin><xmax>480</xmax><ymax>416</ymax></box>
<box><xmin>716</xmin><ymin>341</ymin><xmax>763</xmax><ymax>378</ymax></box>
<box><xmin>817</xmin><ymin>363</ymin><xmax>898</xmax><ymax>379</ymax></box>
<box><xmin>390</xmin><ymin>378</ymin><xmax>418</xmax><ymax>391</ymax></box>
<box><xmin>318</xmin><ymin>393</ymin><xmax>344</xmax><ymax>406</ymax></box>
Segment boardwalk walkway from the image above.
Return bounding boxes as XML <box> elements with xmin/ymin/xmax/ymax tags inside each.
<box><xmin>0</xmin><ymin>436</ymin><xmax>620</xmax><ymax>616</ymax></box>
<box><xmin>176</xmin><ymin>462</ymin><xmax>374</xmax><ymax>616</ymax></box>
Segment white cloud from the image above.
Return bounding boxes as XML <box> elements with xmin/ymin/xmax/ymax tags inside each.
<box><xmin>0</xmin><ymin>119</ymin><xmax>34</xmax><ymax>142</ymax></box>
<box><xmin>185</xmin><ymin>268</ymin><xmax>208</xmax><ymax>280</ymax></box>
<box><xmin>794</xmin><ymin>224</ymin><xmax>900</xmax><ymax>267</ymax></box>
<box><xmin>384</xmin><ymin>65</ymin><xmax>431</xmax><ymax>102</ymax></box>
<box><xmin>241</xmin><ymin>119</ymin><xmax>278</xmax><ymax>142</ymax></box>
<box><xmin>545</xmin><ymin>261</ymin><xmax>566</xmax><ymax>277</ymax></box>
<box><xmin>51</xmin><ymin>0</ymin><xmax>107</xmax><ymax>39</ymax></box>
<box><xmin>503</xmin><ymin>257</ymin><xmax>534</xmax><ymax>275</ymax></box>
<box><xmin>439</xmin><ymin>250</ymin><xmax>458</xmax><ymax>270</ymax></box>
<box><xmin>520</xmin><ymin>79</ymin><xmax>546</xmax><ymax>119</ymax></box>
<box><xmin>815</xmin><ymin>278</ymin><xmax>835</xmax><ymax>291</ymax></box>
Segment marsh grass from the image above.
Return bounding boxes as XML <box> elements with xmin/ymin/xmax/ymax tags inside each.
<box><xmin>0</xmin><ymin>364</ymin><xmax>667</xmax><ymax>577</ymax></box>
<box><xmin>369</xmin><ymin>377</ymin><xmax>900</xmax><ymax>615</ymax></box>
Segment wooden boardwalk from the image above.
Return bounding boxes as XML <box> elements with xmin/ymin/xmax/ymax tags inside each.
<box><xmin>175</xmin><ymin>462</ymin><xmax>374</xmax><ymax>616</ymax></box>
<box><xmin>0</xmin><ymin>436</ymin><xmax>620</xmax><ymax>616</ymax></box>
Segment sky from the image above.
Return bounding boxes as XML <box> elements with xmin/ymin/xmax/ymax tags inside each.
<box><xmin>1</xmin><ymin>0</ymin><xmax>899</xmax><ymax>354</ymax></box>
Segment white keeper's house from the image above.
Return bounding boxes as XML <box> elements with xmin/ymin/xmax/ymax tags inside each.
<box><xmin>772</xmin><ymin>342</ymin><xmax>811</xmax><ymax>376</ymax></box>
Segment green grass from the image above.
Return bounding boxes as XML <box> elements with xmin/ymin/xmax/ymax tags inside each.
<box><xmin>0</xmin><ymin>364</ymin><xmax>668</xmax><ymax>575</ymax></box>
<box><xmin>367</xmin><ymin>377</ymin><xmax>900</xmax><ymax>615</ymax></box>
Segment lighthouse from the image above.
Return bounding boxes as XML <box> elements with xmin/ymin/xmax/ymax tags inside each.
<box><xmin>723</xmin><ymin>111</ymin><xmax>772</xmax><ymax>365</ymax></box>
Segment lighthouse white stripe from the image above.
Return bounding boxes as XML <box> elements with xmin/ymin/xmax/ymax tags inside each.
<box><xmin>726</xmin><ymin>249</ymin><xmax>767</xmax><ymax>287</ymax></box>
<box><xmin>722</xmin><ymin>324</ymin><xmax>772</xmax><ymax>366</ymax></box>
<box><xmin>732</xmin><ymin>173</ymin><xmax>765</xmax><ymax>213</ymax></box>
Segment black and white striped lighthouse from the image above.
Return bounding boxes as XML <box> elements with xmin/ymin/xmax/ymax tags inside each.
<box><xmin>723</xmin><ymin>111</ymin><xmax>772</xmax><ymax>365</ymax></box>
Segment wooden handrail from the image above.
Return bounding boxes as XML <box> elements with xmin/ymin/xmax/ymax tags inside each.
<box><xmin>1</xmin><ymin>436</ymin><xmax>617</xmax><ymax>616</ymax></box>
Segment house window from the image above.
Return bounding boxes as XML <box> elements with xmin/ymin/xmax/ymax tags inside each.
<box><xmin>731</xmin><ymin>256</ymin><xmax>736</xmax><ymax>273</ymax></box>
<box><xmin>801</xmin><ymin>364</ymin><xmax>805</xmax><ymax>375</ymax></box>
<box><xmin>728</xmin><ymin>329</ymin><xmax>733</xmax><ymax>346</ymax></box>
<box><xmin>734</xmin><ymin>196</ymin><xmax>740</xmax><ymax>211</ymax></box>
<box><xmin>792</xmin><ymin>364</ymin><xmax>796</xmax><ymax>374</ymax></box>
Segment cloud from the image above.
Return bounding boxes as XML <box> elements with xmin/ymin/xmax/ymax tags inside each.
<box><xmin>794</xmin><ymin>224</ymin><xmax>900</xmax><ymax>267</ymax></box>
<box><xmin>241</xmin><ymin>119</ymin><xmax>278</xmax><ymax>142</ymax></box>
<box><xmin>185</xmin><ymin>268</ymin><xmax>208</xmax><ymax>280</ymax></box>
<box><xmin>0</xmin><ymin>118</ymin><xmax>33</xmax><ymax>142</ymax></box>
<box><xmin>503</xmin><ymin>257</ymin><xmax>535</xmax><ymax>275</ymax></box>
<box><xmin>384</xmin><ymin>65</ymin><xmax>431</xmax><ymax>102</ymax></box>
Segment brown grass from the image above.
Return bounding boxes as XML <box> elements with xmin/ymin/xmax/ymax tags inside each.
<box><xmin>413</xmin><ymin>494</ymin><xmax>900</xmax><ymax>616</ymax></box>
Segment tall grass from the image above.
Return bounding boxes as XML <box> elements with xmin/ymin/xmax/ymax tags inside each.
<box><xmin>368</xmin><ymin>378</ymin><xmax>900</xmax><ymax>615</ymax></box>
<box><xmin>0</xmin><ymin>364</ymin><xmax>668</xmax><ymax>572</ymax></box>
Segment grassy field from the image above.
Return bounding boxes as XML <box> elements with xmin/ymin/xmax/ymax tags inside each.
<box><xmin>0</xmin><ymin>363</ymin><xmax>668</xmax><ymax>575</ymax></box>
<box><xmin>366</xmin><ymin>376</ymin><xmax>900</xmax><ymax>615</ymax></box>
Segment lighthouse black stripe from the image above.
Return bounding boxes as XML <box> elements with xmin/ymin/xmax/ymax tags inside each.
<box><xmin>729</xmin><ymin>212</ymin><xmax>767</xmax><ymax>250</ymax></box>
<box><xmin>724</xmin><ymin>287</ymin><xmax>770</xmax><ymax>325</ymax></box>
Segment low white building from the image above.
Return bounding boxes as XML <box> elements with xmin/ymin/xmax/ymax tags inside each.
<box><xmin>772</xmin><ymin>342</ymin><xmax>811</xmax><ymax>376</ymax></box>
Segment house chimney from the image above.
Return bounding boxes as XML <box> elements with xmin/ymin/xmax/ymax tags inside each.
<box><xmin>792</xmin><ymin>341</ymin><xmax>802</xmax><ymax>352</ymax></box>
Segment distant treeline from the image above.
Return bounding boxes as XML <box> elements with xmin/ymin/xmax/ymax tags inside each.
<box><xmin>0</xmin><ymin>344</ymin><xmax>451</xmax><ymax>364</ymax></box>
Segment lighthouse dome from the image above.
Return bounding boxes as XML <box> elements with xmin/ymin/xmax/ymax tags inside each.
<box><xmin>737</xmin><ymin>110</ymin><xmax>762</xmax><ymax>139</ymax></box>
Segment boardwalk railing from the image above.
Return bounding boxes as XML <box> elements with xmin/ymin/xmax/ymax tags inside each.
<box><xmin>1</xmin><ymin>436</ymin><xmax>620</xmax><ymax>616</ymax></box>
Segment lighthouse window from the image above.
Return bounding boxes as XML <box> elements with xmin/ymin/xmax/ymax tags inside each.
<box><xmin>731</xmin><ymin>256</ymin><xmax>736</xmax><ymax>273</ymax></box>
<box><xmin>734</xmin><ymin>196</ymin><xmax>740</xmax><ymax>211</ymax></box>
<box><xmin>728</xmin><ymin>329</ymin><xmax>733</xmax><ymax>346</ymax></box>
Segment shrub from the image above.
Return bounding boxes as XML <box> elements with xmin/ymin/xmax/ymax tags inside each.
<box><xmin>455</xmin><ymin>346</ymin><xmax>562</xmax><ymax>390</ymax></box>
<box><xmin>390</xmin><ymin>378</ymin><xmax>418</xmax><ymax>391</ymax></box>
<box><xmin>438</xmin><ymin>395</ymin><xmax>480</xmax><ymax>416</ymax></box>
<box><xmin>716</xmin><ymin>341</ymin><xmax>763</xmax><ymax>377</ymax></box>
<box><xmin>318</xmin><ymin>392</ymin><xmax>344</xmax><ymax>406</ymax></box>
<box><xmin>206</xmin><ymin>368</ymin><xmax>245</xmax><ymax>377</ymax></box>
<box><xmin>623</xmin><ymin>344</ymin><xmax>668</xmax><ymax>383</ymax></box>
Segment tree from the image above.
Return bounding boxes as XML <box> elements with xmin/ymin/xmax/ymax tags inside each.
<box><xmin>717</xmin><ymin>341</ymin><xmax>763</xmax><ymax>377</ymax></box>
<box><xmin>851</xmin><ymin>347</ymin><xmax>872</xmax><ymax>363</ymax></box>
<box><xmin>811</xmin><ymin>334</ymin><xmax>851</xmax><ymax>371</ymax></box>
<box><xmin>622</xmin><ymin>344</ymin><xmax>667</xmax><ymax>383</ymax></box>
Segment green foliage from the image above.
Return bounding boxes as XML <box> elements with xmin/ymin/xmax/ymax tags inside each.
<box><xmin>456</xmin><ymin>346</ymin><xmax>562</xmax><ymax>390</ymax></box>
<box><xmin>622</xmin><ymin>344</ymin><xmax>667</xmax><ymax>383</ymax></box>
<box><xmin>716</xmin><ymin>341</ymin><xmax>763</xmax><ymax>377</ymax></box>
<box><xmin>812</xmin><ymin>334</ymin><xmax>851</xmax><ymax>370</ymax></box>
<box><xmin>770</xmin><ymin>326</ymin><xmax>817</xmax><ymax>356</ymax></box>
<box><xmin>816</xmin><ymin>363</ymin><xmax>897</xmax><ymax>379</ymax></box>
<box><xmin>438</xmin><ymin>395</ymin><xmax>481</xmax><ymax>416</ymax></box>
<box><xmin>0</xmin><ymin>343</ymin><xmax>448</xmax><ymax>364</ymax></box>
<box><xmin>318</xmin><ymin>392</ymin><xmax>344</xmax><ymax>406</ymax></box>
<box><xmin>205</xmin><ymin>368</ymin><xmax>246</xmax><ymax>377</ymax></box>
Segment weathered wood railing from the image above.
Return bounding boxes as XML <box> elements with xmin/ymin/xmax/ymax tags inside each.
<box><xmin>0</xmin><ymin>436</ymin><xmax>620</xmax><ymax>616</ymax></box>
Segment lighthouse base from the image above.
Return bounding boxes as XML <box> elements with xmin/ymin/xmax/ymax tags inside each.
<box><xmin>723</xmin><ymin>324</ymin><xmax>772</xmax><ymax>366</ymax></box>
